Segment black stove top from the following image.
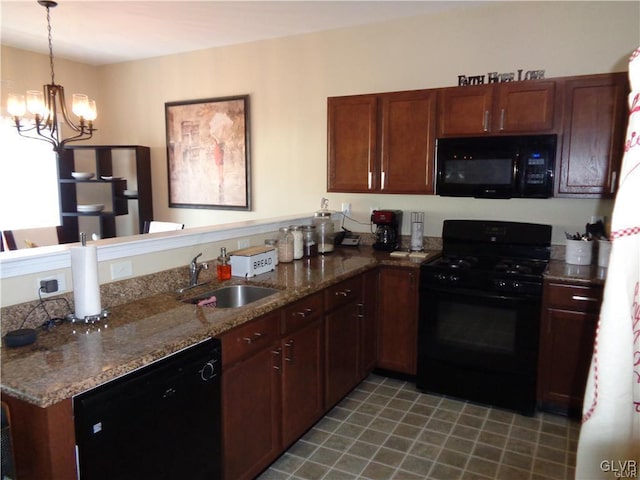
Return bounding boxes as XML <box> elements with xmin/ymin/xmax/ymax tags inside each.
<box><xmin>422</xmin><ymin>220</ymin><xmax>552</xmax><ymax>296</ymax></box>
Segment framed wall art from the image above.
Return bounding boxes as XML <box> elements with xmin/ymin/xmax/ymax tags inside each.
<box><xmin>165</xmin><ymin>95</ymin><xmax>251</xmax><ymax>210</ymax></box>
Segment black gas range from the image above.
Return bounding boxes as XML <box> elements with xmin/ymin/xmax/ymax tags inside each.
<box><xmin>423</xmin><ymin>220</ymin><xmax>551</xmax><ymax>294</ymax></box>
<box><xmin>417</xmin><ymin>220</ymin><xmax>552</xmax><ymax>415</ymax></box>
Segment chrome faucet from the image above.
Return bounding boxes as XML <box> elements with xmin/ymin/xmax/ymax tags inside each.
<box><xmin>189</xmin><ymin>253</ymin><xmax>208</xmax><ymax>287</ymax></box>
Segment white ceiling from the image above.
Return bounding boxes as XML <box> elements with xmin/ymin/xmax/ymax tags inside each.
<box><xmin>1</xmin><ymin>1</ymin><xmax>485</xmax><ymax>66</ymax></box>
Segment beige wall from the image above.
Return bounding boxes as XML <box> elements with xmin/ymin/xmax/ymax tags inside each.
<box><xmin>1</xmin><ymin>1</ymin><xmax>638</xmax><ymax>305</ymax></box>
<box><xmin>95</xmin><ymin>1</ymin><xmax>637</xmax><ymax>242</ymax></box>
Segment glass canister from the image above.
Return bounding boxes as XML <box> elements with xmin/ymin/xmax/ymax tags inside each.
<box><xmin>277</xmin><ymin>227</ymin><xmax>294</xmax><ymax>263</ymax></box>
<box><xmin>289</xmin><ymin>225</ymin><xmax>304</xmax><ymax>260</ymax></box>
<box><xmin>302</xmin><ymin>225</ymin><xmax>318</xmax><ymax>257</ymax></box>
<box><xmin>313</xmin><ymin>201</ymin><xmax>335</xmax><ymax>254</ymax></box>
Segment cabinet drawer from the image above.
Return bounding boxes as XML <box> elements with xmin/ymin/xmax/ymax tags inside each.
<box><xmin>545</xmin><ymin>283</ymin><xmax>603</xmax><ymax>313</ymax></box>
<box><xmin>218</xmin><ymin>311</ymin><xmax>280</xmax><ymax>366</ymax></box>
<box><xmin>325</xmin><ymin>276</ymin><xmax>362</xmax><ymax>311</ymax></box>
<box><xmin>282</xmin><ymin>292</ymin><xmax>323</xmax><ymax>335</ymax></box>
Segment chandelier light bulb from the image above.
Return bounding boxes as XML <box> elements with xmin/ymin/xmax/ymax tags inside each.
<box><xmin>85</xmin><ymin>99</ymin><xmax>97</xmax><ymax>121</ymax></box>
<box><xmin>72</xmin><ymin>93</ymin><xmax>89</xmax><ymax>118</ymax></box>
<box><xmin>26</xmin><ymin>90</ymin><xmax>45</xmax><ymax>116</ymax></box>
<box><xmin>7</xmin><ymin>93</ymin><xmax>26</xmax><ymax>117</ymax></box>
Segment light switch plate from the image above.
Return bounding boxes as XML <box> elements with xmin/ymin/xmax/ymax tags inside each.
<box><xmin>110</xmin><ymin>260</ymin><xmax>133</xmax><ymax>280</ymax></box>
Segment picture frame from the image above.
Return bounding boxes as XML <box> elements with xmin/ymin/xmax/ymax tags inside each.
<box><xmin>165</xmin><ymin>95</ymin><xmax>251</xmax><ymax>210</ymax></box>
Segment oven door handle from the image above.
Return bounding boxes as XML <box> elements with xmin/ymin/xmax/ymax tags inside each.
<box><xmin>420</xmin><ymin>286</ymin><xmax>539</xmax><ymax>302</ymax></box>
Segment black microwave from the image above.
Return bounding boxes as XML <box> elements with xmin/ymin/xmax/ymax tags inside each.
<box><xmin>435</xmin><ymin>134</ymin><xmax>557</xmax><ymax>198</ymax></box>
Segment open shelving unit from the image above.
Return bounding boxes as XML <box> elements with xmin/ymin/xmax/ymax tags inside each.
<box><xmin>58</xmin><ymin>145</ymin><xmax>153</xmax><ymax>243</ymax></box>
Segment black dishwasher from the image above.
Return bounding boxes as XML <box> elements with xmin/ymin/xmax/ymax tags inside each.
<box><xmin>74</xmin><ymin>338</ymin><xmax>221</xmax><ymax>480</ymax></box>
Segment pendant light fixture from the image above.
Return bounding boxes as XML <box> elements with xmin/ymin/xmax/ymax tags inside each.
<box><xmin>7</xmin><ymin>1</ymin><xmax>97</xmax><ymax>153</ymax></box>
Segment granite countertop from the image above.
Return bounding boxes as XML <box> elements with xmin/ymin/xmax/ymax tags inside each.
<box><xmin>3</xmin><ymin>247</ymin><xmax>606</xmax><ymax>409</ymax></box>
<box><xmin>544</xmin><ymin>259</ymin><xmax>608</xmax><ymax>286</ymax></box>
<box><xmin>1</xmin><ymin>248</ymin><xmax>437</xmax><ymax>408</ymax></box>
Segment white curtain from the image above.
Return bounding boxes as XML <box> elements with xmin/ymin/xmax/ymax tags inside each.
<box><xmin>576</xmin><ymin>48</ymin><xmax>640</xmax><ymax>479</ymax></box>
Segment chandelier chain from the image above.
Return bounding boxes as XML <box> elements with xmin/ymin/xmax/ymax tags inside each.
<box><xmin>46</xmin><ymin>4</ymin><xmax>55</xmax><ymax>84</ymax></box>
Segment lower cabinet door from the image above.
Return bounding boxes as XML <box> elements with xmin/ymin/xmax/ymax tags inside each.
<box><xmin>377</xmin><ymin>267</ymin><xmax>418</xmax><ymax>375</ymax></box>
<box><xmin>325</xmin><ymin>302</ymin><xmax>360</xmax><ymax>408</ymax></box>
<box><xmin>538</xmin><ymin>308</ymin><xmax>598</xmax><ymax>416</ymax></box>
<box><xmin>222</xmin><ymin>346</ymin><xmax>282</xmax><ymax>480</ymax></box>
<box><xmin>281</xmin><ymin>320</ymin><xmax>324</xmax><ymax>447</ymax></box>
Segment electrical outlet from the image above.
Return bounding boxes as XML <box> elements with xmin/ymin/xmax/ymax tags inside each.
<box><xmin>341</xmin><ymin>202</ymin><xmax>351</xmax><ymax>216</ymax></box>
<box><xmin>237</xmin><ymin>238</ymin><xmax>250</xmax><ymax>249</ymax></box>
<box><xmin>36</xmin><ymin>273</ymin><xmax>66</xmax><ymax>297</ymax></box>
<box><xmin>110</xmin><ymin>260</ymin><xmax>133</xmax><ymax>280</ymax></box>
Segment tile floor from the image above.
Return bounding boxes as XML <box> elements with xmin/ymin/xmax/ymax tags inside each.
<box><xmin>258</xmin><ymin>374</ymin><xmax>580</xmax><ymax>480</ymax></box>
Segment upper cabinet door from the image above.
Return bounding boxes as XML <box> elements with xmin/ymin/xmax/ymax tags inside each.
<box><xmin>438</xmin><ymin>81</ymin><xmax>557</xmax><ymax>136</ymax></box>
<box><xmin>438</xmin><ymin>84</ymin><xmax>494</xmax><ymax>136</ymax></box>
<box><xmin>496</xmin><ymin>81</ymin><xmax>556</xmax><ymax>133</ymax></box>
<box><xmin>380</xmin><ymin>90</ymin><xmax>437</xmax><ymax>194</ymax></box>
<box><xmin>556</xmin><ymin>73</ymin><xmax>629</xmax><ymax>198</ymax></box>
<box><xmin>327</xmin><ymin>95</ymin><xmax>378</xmax><ymax>192</ymax></box>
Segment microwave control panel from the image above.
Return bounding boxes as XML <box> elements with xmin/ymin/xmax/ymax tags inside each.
<box><xmin>523</xmin><ymin>153</ymin><xmax>549</xmax><ymax>185</ymax></box>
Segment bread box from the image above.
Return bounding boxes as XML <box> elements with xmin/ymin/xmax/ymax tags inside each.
<box><xmin>229</xmin><ymin>246</ymin><xmax>277</xmax><ymax>277</ymax></box>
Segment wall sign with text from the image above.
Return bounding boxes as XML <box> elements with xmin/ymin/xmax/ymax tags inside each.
<box><xmin>458</xmin><ymin>69</ymin><xmax>546</xmax><ymax>86</ymax></box>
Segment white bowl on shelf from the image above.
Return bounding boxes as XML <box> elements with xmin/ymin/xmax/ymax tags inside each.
<box><xmin>123</xmin><ymin>189</ymin><xmax>138</xmax><ymax>197</ymax></box>
<box><xmin>77</xmin><ymin>204</ymin><xmax>105</xmax><ymax>213</ymax></box>
<box><xmin>71</xmin><ymin>172</ymin><xmax>95</xmax><ymax>180</ymax></box>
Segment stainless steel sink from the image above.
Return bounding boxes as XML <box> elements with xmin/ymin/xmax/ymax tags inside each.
<box><xmin>183</xmin><ymin>285</ymin><xmax>280</xmax><ymax>308</ymax></box>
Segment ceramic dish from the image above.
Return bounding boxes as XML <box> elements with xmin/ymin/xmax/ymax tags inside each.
<box><xmin>77</xmin><ymin>204</ymin><xmax>105</xmax><ymax>213</ymax></box>
<box><xmin>123</xmin><ymin>189</ymin><xmax>138</xmax><ymax>197</ymax></box>
<box><xmin>71</xmin><ymin>172</ymin><xmax>95</xmax><ymax>180</ymax></box>
<box><xmin>100</xmin><ymin>176</ymin><xmax>122</xmax><ymax>181</ymax></box>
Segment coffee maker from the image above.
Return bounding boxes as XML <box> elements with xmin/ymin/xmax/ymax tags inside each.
<box><xmin>371</xmin><ymin>210</ymin><xmax>403</xmax><ymax>251</ymax></box>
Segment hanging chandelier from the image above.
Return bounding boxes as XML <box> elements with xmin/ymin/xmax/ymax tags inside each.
<box><xmin>7</xmin><ymin>0</ymin><xmax>97</xmax><ymax>153</ymax></box>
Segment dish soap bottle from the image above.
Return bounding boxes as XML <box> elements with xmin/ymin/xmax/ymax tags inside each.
<box><xmin>216</xmin><ymin>247</ymin><xmax>232</xmax><ymax>281</ymax></box>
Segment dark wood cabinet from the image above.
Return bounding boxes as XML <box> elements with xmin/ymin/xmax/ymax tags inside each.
<box><xmin>538</xmin><ymin>281</ymin><xmax>603</xmax><ymax>417</ymax></box>
<box><xmin>222</xmin><ymin>345</ymin><xmax>282</xmax><ymax>480</ymax></box>
<box><xmin>280</xmin><ymin>293</ymin><xmax>324</xmax><ymax>448</ymax></box>
<box><xmin>327</xmin><ymin>90</ymin><xmax>437</xmax><ymax>194</ymax></box>
<box><xmin>376</xmin><ymin>266</ymin><xmax>419</xmax><ymax>375</ymax></box>
<box><xmin>556</xmin><ymin>73</ymin><xmax>629</xmax><ymax>198</ymax></box>
<box><xmin>327</xmin><ymin>94</ymin><xmax>377</xmax><ymax>193</ymax></box>
<box><xmin>219</xmin><ymin>312</ymin><xmax>282</xmax><ymax>480</ymax></box>
<box><xmin>438</xmin><ymin>80</ymin><xmax>557</xmax><ymax>136</ymax></box>
<box><xmin>0</xmin><ymin>396</ymin><xmax>76</xmax><ymax>480</ymax></box>
<box><xmin>324</xmin><ymin>275</ymin><xmax>363</xmax><ymax>408</ymax></box>
<box><xmin>58</xmin><ymin>145</ymin><xmax>153</xmax><ymax>242</ymax></box>
<box><xmin>359</xmin><ymin>268</ymin><xmax>379</xmax><ymax>378</ymax></box>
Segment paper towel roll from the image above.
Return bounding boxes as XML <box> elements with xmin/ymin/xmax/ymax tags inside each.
<box><xmin>71</xmin><ymin>245</ymin><xmax>102</xmax><ymax>319</ymax></box>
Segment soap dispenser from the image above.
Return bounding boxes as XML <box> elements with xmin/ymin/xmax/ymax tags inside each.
<box><xmin>216</xmin><ymin>247</ymin><xmax>232</xmax><ymax>281</ymax></box>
